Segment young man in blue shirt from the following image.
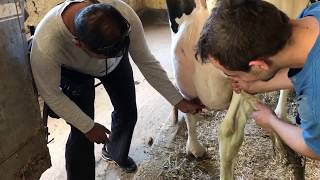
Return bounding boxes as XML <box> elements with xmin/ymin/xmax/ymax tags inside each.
<box><xmin>196</xmin><ymin>0</ymin><xmax>320</xmax><ymax>159</ymax></box>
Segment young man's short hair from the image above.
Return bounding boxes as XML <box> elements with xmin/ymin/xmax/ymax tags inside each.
<box><xmin>196</xmin><ymin>0</ymin><xmax>293</xmax><ymax>72</ymax></box>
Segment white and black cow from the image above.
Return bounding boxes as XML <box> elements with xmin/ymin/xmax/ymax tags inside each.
<box><xmin>166</xmin><ymin>0</ymin><xmax>309</xmax><ymax>179</ymax></box>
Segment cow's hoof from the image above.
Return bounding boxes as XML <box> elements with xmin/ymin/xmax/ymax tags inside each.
<box><xmin>186</xmin><ymin>140</ymin><xmax>206</xmax><ymax>158</ymax></box>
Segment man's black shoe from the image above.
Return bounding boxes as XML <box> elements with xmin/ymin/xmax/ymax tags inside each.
<box><xmin>102</xmin><ymin>148</ymin><xmax>137</xmax><ymax>173</ymax></box>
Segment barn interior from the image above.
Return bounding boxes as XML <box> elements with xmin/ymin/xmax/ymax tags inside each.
<box><xmin>1</xmin><ymin>0</ymin><xmax>320</xmax><ymax>180</ymax></box>
<box><xmin>2</xmin><ymin>0</ymin><xmax>174</xmax><ymax>179</ymax></box>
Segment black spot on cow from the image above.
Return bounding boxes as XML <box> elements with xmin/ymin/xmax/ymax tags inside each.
<box><xmin>166</xmin><ymin>0</ymin><xmax>196</xmax><ymax>33</ymax></box>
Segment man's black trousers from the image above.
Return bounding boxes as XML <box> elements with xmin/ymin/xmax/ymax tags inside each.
<box><xmin>60</xmin><ymin>56</ymin><xmax>137</xmax><ymax>180</ymax></box>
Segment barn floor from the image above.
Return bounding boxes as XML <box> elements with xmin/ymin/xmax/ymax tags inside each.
<box><xmin>39</xmin><ymin>10</ymin><xmax>174</xmax><ymax>180</ymax></box>
<box><xmin>134</xmin><ymin>92</ymin><xmax>320</xmax><ymax>179</ymax></box>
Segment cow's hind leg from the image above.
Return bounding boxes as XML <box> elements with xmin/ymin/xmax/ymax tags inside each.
<box><xmin>185</xmin><ymin>113</ymin><xmax>206</xmax><ymax>158</ymax></box>
<box><xmin>272</xmin><ymin>90</ymin><xmax>290</xmax><ymax>159</ymax></box>
<box><xmin>219</xmin><ymin>92</ymin><xmax>257</xmax><ymax>180</ymax></box>
<box><xmin>273</xmin><ymin>90</ymin><xmax>305</xmax><ymax>180</ymax></box>
<box><xmin>170</xmin><ymin>107</ymin><xmax>179</xmax><ymax>124</ymax></box>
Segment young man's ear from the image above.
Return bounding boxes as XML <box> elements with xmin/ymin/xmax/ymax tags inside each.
<box><xmin>248</xmin><ymin>59</ymin><xmax>270</xmax><ymax>71</ymax></box>
<box><xmin>208</xmin><ymin>55</ymin><xmax>231</xmax><ymax>73</ymax></box>
<box><xmin>208</xmin><ymin>55</ymin><xmax>221</xmax><ymax>66</ymax></box>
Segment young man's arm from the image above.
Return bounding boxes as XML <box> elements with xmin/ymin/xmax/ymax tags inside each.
<box><xmin>252</xmin><ymin>102</ymin><xmax>320</xmax><ymax>160</ymax></box>
<box><xmin>232</xmin><ymin>68</ymin><xmax>293</xmax><ymax>94</ymax></box>
<box><xmin>271</xmin><ymin>117</ymin><xmax>320</xmax><ymax>160</ymax></box>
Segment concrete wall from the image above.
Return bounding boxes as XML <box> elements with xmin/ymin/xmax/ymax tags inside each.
<box><xmin>25</xmin><ymin>0</ymin><xmax>166</xmax><ymax>26</ymax></box>
<box><xmin>142</xmin><ymin>0</ymin><xmax>166</xmax><ymax>10</ymax></box>
<box><xmin>25</xmin><ymin>0</ymin><xmax>63</xmax><ymax>27</ymax></box>
<box><xmin>123</xmin><ymin>0</ymin><xmax>166</xmax><ymax>12</ymax></box>
<box><xmin>122</xmin><ymin>0</ymin><xmax>143</xmax><ymax>11</ymax></box>
<box><xmin>0</xmin><ymin>1</ymin><xmax>51</xmax><ymax>179</ymax></box>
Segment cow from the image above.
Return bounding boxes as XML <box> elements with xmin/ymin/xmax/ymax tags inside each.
<box><xmin>165</xmin><ymin>0</ymin><xmax>309</xmax><ymax>179</ymax></box>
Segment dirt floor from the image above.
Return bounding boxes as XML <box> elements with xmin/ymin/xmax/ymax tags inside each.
<box><xmin>135</xmin><ymin>92</ymin><xmax>320</xmax><ymax>180</ymax></box>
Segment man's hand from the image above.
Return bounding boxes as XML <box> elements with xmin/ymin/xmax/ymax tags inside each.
<box><xmin>229</xmin><ymin>77</ymin><xmax>258</xmax><ymax>94</ymax></box>
<box><xmin>85</xmin><ymin>123</ymin><xmax>110</xmax><ymax>144</ymax></box>
<box><xmin>175</xmin><ymin>98</ymin><xmax>205</xmax><ymax>114</ymax></box>
<box><xmin>251</xmin><ymin>102</ymin><xmax>278</xmax><ymax>131</ymax></box>
<box><xmin>229</xmin><ymin>68</ymin><xmax>293</xmax><ymax>94</ymax></box>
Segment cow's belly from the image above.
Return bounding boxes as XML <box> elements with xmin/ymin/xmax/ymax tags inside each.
<box><xmin>172</xmin><ymin>32</ymin><xmax>233</xmax><ymax>109</ymax></box>
<box><xmin>193</xmin><ymin>61</ymin><xmax>233</xmax><ymax>110</ymax></box>
<box><xmin>172</xmin><ymin>49</ymin><xmax>198</xmax><ymax>100</ymax></box>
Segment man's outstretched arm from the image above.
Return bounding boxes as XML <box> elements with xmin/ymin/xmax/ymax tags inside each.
<box><xmin>231</xmin><ymin>68</ymin><xmax>293</xmax><ymax>94</ymax></box>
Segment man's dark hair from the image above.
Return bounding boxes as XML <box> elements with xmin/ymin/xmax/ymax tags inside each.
<box><xmin>74</xmin><ymin>3</ymin><xmax>129</xmax><ymax>51</ymax></box>
<box><xmin>196</xmin><ymin>0</ymin><xmax>293</xmax><ymax>72</ymax></box>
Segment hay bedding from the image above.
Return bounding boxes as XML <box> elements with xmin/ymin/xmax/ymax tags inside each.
<box><xmin>155</xmin><ymin>92</ymin><xmax>320</xmax><ymax>180</ymax></box>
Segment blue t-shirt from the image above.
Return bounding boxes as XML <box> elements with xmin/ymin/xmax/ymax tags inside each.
<box><xmin>288</xmin><ymin>2</ymin><xmax>320</xmax><ymax>155</ymax></box>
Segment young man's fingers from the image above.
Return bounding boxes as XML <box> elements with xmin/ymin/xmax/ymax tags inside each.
<box><xmin>231</xmin><ymin>82</ymin><xmax>238</xmax><ymax>88</ymax></box>
<box><xmin>231</xmin><ymin>84</ymin><xmax>241</xmax><ymax>93</ymax></box>
<box><xmin>256</xmin><ymin>102</ymin><xmax>265</xmax><ymax>108</ymax></box>
<box><xmin>98</xmin><ymin>134</ymin><xmax>108</xmax><ymax>144</ymax></box>
<box><xmin>105</xmin><ymin>137</ymin><xmax>110</xmax><ymax>144</ymax></box>
<box><xmin>250</xmin><ymin>111</ymin><xmax>259</xmax><ymax>120</ymax></box>
<box><xmin>104</xmin><ymin>126</ymin><xmax>111</xmax><ymax>134</ymax></box>
<box><xmin>96</xmin><ymin>139</ymin><xmax>103</xmax><ymax>144</ymax></box>
<box><xmin>190</xmin><ymin>110</ymin><xmax>197</xmax><ymax>114</ymax></box>
<box><xmin>229</xmin><ymin>76</ymin><xmax>241</xmax><ymax>82</ymax></box>
<box><xmin>235</xmin><ymin>89</ymin><xmax>241</xmax><ymax>94</ymax></box>
<box><xmin>253</xmin><ymin>101</ymin><xmax>266</xmax><ymax>111</ymax></box>
<box><xmin>102</xmin><ymin>134</ymin><xmax>110</xmax><ymax>144</ymax></box>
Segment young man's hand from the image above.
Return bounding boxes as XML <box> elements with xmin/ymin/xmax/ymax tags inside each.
<box><xmin>175</xmin><ymin>98</ymin><xmax>205</xmax><ymax>114</ymax></box>
<box><xmin>251</xmin><ymin>102</ymin><xmax>278</xmax><ymax>131</ymax></box>
<box><xmin>229</xmin><ymin>77</ymin><xmax>259</xmax><ymax>94</ymax></box>
<box><xmin>229</xmin><ymin>68</ymin><xmax>293</xmax><ymax>94</ymax></box>
<box><xmin>85</xmin><ymin>123</ymin><xmax>110</xmax><ymax>144</ymax></box>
